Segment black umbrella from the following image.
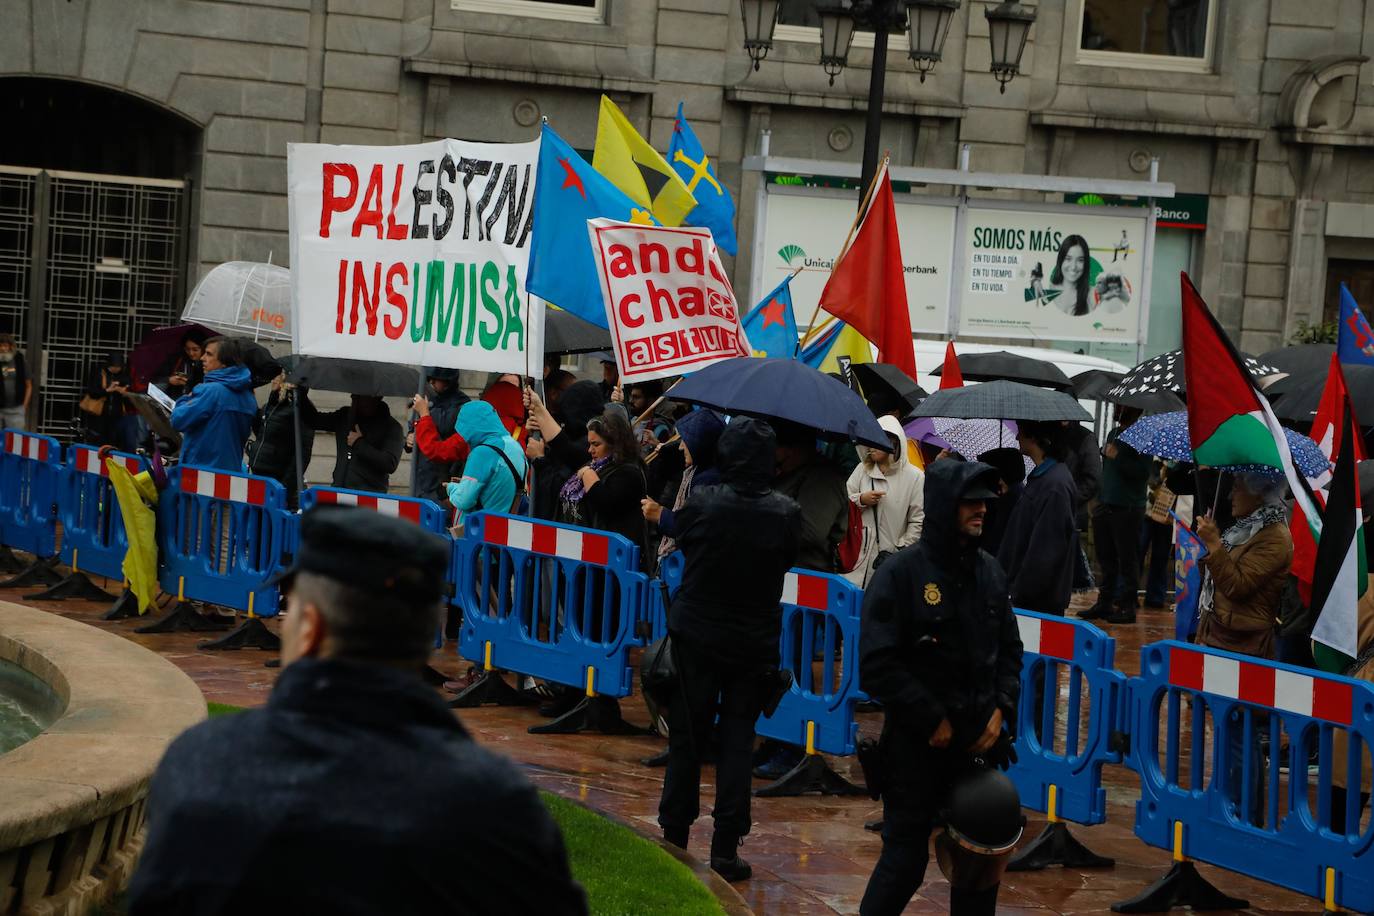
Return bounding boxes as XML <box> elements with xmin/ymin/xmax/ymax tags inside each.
<box><xmin>545</xmin><ymin>309</ymin><xmax>612</xmax><ymax>355</ymax></box>
<box><xmin>909</xmin><ymin>380</ymin><xmax>1091</xmax><ymax>422</ymax></box>
<box><xmin>1107</xmin><ymin>348</ymin><xmax>1279</xmax><ymax>402</ymax></box>
<box><xmin>279</xmin><ymin>355</ymin><xmax>420</xmax><ymax>397</ymax></box>
<box><xmin>1069</xmin><ymin>369</ymin><xmax>1124</xmax><ymax>401</ymax></box>
<box><xmin>931</xmin><ymin>350</ymin><xmax>1073</xmax><ymax>391</ymax></box>
<box><xmin>1257</xmin><ymin>344</ymin><xmax>1336</xmax><ymax>378</ymax></box>
<box><xmin>668</xmin><ymin>357</ymin><xmax>890</xmax><ymax>449</ymax></box>
<box><xmin>1271</xmin><ymin>364</ymin><xmax>1374</xmax><ymax>424</ymax></box>
<box><xmin>852</xmin><ymin>362</ymin><xmax>928</xmax><ymax>416</ymax></box>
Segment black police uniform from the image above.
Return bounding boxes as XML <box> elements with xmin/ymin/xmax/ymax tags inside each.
<box><xmin>858</xmin><ymin>460</ymin><xmax>1024</xmax><ymax>916</ymax></box>
<box><xmin>128</xmin><ymin>507</ymin><xmax>588</xmax><ymax>916</ymax></box>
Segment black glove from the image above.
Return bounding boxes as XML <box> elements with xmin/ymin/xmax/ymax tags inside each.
<box><xmin>982</xmin><ymin>731</ymin><xmax>1018</xmax><ymax>771</ymax></box>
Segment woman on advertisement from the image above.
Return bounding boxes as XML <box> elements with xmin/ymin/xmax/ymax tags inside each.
<box><xmin>1050</xmin><ymin>234</ymin><xmax>1093</xmax><ymax>317</ymax></box>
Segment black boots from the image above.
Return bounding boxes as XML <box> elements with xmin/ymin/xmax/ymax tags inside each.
<box><xmin>710</xmin><ymin>833</ymin><xmax>752</xmax><ymax>883</ymax></box>
<box><xmin>663</xmin><ymin>826</ymin><xmax>688</xmax><ymax>850</ymax></box>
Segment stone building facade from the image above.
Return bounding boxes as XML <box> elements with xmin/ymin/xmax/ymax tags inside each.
<box><xmin>2</xmin><ymin>0</ymin><xmax>1373</xmax><ymax>428</ymax></box>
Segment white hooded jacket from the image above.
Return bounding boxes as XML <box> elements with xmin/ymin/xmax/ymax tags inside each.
<box><xmin>844</xmin><ymin>414</ymin><xmax>925</xmax><ymax>588</ymax></box>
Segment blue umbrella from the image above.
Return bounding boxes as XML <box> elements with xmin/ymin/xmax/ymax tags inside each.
<box><xmin>668</xmin><ymin>357</ymin><xmax>890</xmax><ymax>450</ymax></box>
<box><xmin>1119</xmin><ymin>411</ymin><xmax>1329</xmax><ymax>478</ymax></box>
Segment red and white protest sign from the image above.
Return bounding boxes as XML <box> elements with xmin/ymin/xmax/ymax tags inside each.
<box><xmin>587</xmin><ymin>219</ymin><xmax>749</xmax><ymax>383</ymax></box>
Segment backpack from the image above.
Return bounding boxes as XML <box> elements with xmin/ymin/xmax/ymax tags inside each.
<box><xmin>475</xmin><ymin>443</ymin><xmax>526</xmax><ymax>512</ymax></box>
<box><xmin>836</xmin><ymin>498</ymin><xmax>864</xmax><ymax>573</ymax></box>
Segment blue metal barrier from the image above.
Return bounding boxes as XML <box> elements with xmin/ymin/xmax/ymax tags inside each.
<box><xmin>1012</xmin><ymin>609</ymin><xmax>1126</xmax><ymax>827</ymax></box>
<box><xmin>456</xmin><ymin>511</ymin><xmax>644</xmax><ymax>700</ymax></box>
<box><xmin>59</xmin><ymin>445</ymin><xmax>148</xmax><ymax>581</ymax></box>
<box><xmin>0</xmin><ymin>430</ymin><xmax>62</xmax><ymax>559</ymax></box>
<box><xmin>158</xmin><ymin>465</ymin><xmax>289</xmax><ymax>617</ymax></box>
<box><xmin>1122</xmin><ymin>640</ymin><xmax>1374</xmax><ymax>913</ymax></box>
<box><xmin>299</xmin><ymin>486</ymin><xmax>448</xmax><ymax>534</ymax></box>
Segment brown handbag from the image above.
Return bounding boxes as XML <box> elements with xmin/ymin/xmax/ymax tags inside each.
<box><xmin>79</xmin><ymin>372</ymin><xmax>107</xmax><ymax>416</ymax></box>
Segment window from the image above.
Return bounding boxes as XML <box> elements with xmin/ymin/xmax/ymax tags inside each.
<box><xmin>775</xmin><ymin>0</ymin><xmax>909</xmax><ymax>51</ymax></box>
<box><xmin>1077</xmin><ymin>0</ymin><xmax>1215</xmax><ymax>71</ymax></box>
<box><xmin>452</xmin><ymin>0</ymin><xmax>602</xmax><ymax>24</ymax></box>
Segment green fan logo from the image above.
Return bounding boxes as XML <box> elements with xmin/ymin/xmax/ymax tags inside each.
<box><xmin>778</xmin><ymin>244</ymin><xmax>806</xmax><ymax>266</ymax></box>
<box><xmin>1077</xmin><ymin>193</ymin><xmax>1106</xmax><ymax>207</ymax></box>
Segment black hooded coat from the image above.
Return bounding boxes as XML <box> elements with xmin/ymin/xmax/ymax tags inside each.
<box><xmin>859</xmin><ymin>460</ymin><xmax>1023</xmax><ymax>751</ymax></box>
<box><xmin>669</xmin><ymin>417</ymin><xmax>801</xmax><ymax>667</ymax></box>
<box><xmin>530</xmin><ymin>380</ymin><xmax>604</xmax><ymax>521</ymax></box>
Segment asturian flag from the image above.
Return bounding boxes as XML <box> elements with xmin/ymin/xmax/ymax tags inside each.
<box><xmin>668</xmin><ymin>103</ymin><xmax>738</xmax><ymax>255</ymax></box>
<box><xmin>740</xmin><ymin>277</ymin><xmax>798</xmax><ymax>359</ymax></box>
<box><xmin>1337</xmin><ymin>282</ymin><xmax>1374</xmax><ymax>367</ymax></box>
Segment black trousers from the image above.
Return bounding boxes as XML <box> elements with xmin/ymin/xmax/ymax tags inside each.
<box><xmin>657</xmin><ymin>636</ymin><xmax>766</xmax><ymax>842</ymax></box>
<box><xmin>1139</xmin><ymin>516</ymin><xmax>1173</xmax><ymax>606</ymax></box>
<box><xmin>1092</xmin><ymin>505</ymin><xmax>1143</xmax><ymax>611</ymax></box>
<box><xmin>860</xmin><ymin>728</ymin><xmax>1000</xmax><ymax>916</ymax></box>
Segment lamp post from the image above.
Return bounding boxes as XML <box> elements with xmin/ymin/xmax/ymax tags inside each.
<box><xmin>739</xmin><ymin>0</ymin><xmax>1035</xmax><ymax>202</ymax></box>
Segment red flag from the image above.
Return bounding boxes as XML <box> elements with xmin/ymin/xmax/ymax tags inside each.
<box><xmin>818</xmin><ymin>161</ymin><xmax>917</xmax><ymax>379</ymax></box>
<box><xmin>1292</xmin><ymin>355</ymin><xmax>1365</xmax><ymax>602</ymax></box>
<box><xmin>939</xmin><ymin>341</ymin><xmax>963</xmax><ymax>389</ymax></box>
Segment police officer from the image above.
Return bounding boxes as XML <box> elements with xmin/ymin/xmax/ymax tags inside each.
<box><xmin>129</xmin><ymin>506</ymin><xmax>587</xmax><ymax>916</ymax></box>
<box><xmin>858</xmin><ymin>459</ymin><xmax>1024</xmax><ymax>916</ymax></box>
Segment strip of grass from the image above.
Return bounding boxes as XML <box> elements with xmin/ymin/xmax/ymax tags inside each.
<box><xmin>542</xmin><ymin>792</ymin><xmax>724</xmax><ymax>916</ymax></box>
<box><xmin>197</xmin><ymin>705</ymin><xmax>722</xmax><ymax>914</ymax></box>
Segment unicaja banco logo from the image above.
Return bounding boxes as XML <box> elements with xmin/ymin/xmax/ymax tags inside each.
<box><xmin>778</xmin><ymin>244</ymin><xmax>806</xmax><ymax>267</ymax></box>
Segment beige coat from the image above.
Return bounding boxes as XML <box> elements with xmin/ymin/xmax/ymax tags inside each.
<box><xmin>844</xmin><ymin>415</ymin><xmax>924</xmax><ymax>589</ymax></box>
<box><xmin>1197</xmin><ymin>520</ymin><xmax>1293</xmax><ymax>660</ymax></box>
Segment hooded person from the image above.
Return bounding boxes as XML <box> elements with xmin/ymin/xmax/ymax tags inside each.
<box><xmin>170</xmin><ymin>337</ymin><xmax>257</xmax><ymax>471</ymax></box>
<box><xmin>412</xmin><ymin>367</ymin><xmax>470</xmax><ymax>505</ymax></box>
<box><xmin>658</xmin><ymin>417</ymin><xmax>801</xmax><ymax>882</ymax></box>
<box><xmin>858</xmin><ymin>459</ymin><xmax>1022</xmax><ymax>916</ymax></box>
<box><xmin>641</xmin><ymin>408</ymin><xmax>726</xmax><ymax>562</ymax></box>
<box><xmin>299</xmin><ymin>393</ymin><xmax>404</xmax><ymax>494</ymax></box>
<box><xmin>445</xmin><ymin>400</ymin><xmax>527</xmax><ymax>524</ymax></box>
<box><xmin>844</xmin><ymin>414</ymin><xmax>925</xmax><ymax>589</ymax></box>
<box><xmin>482</xmin><ymin>378</ymin><xmax>528</xmax><ymax>446</ymax></box>
<box><xmin>977</xmin><ymin>447</ymin><xmax>1027</xmax><ymax>556</ymax></box>
<box><xmin>996</xmin><ymin>421</ymin><xmax>1080</xmax><ymax>617</ymax></box>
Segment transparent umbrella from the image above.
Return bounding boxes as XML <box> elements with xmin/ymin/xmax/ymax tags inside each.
<box><xmin>181</xmin><ymin>261</ymin><xmax>292</xmax><ymax>342</ymax></box>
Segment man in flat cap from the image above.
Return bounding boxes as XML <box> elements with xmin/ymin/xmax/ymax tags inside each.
<box><xmin>129</xmin><ymin>506</ymin><xmax>587</xmax><ymax>916</ymax></box>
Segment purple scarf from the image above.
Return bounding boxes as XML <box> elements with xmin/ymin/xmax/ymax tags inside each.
<box><xmin>559</xmin><ymin>456</ymin><xmax>612</xmax><ymax>505</ymax></box>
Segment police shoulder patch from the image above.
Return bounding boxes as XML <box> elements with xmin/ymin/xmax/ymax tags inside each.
<box><xmin>923</xmin><ymin>582</ymin><xmax>941</xmax><ymax>605</ymax></box>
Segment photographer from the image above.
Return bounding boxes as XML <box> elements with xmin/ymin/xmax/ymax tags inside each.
<box><xmin>843</xmin><ymin>415</ymin><xmax>924</xmax><ymax>589</ymax></box>
<box><xmin>657</xmin><ymin>417</ymin><xmax>800</xmax><ymax>882</ymax></box>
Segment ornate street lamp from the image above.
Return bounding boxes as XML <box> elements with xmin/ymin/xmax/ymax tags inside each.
<box><xmin>984</xmin><ymin>1</ymin><xmax>1036</xmax><ymax>93</ymax></box>
<box><xmin>739</xmin><ymin>0</ymin><xmax>782</xmax><ymax>70</ymax></box>
<box><xmin>905</xmin><ymin>0</ymin><xmax>960</xmax><ymax>82</ymax></box>
<box><xmin>817</xmin><ymin>4</ymin><xmax>858</xmax><ymax>85</ymax></box>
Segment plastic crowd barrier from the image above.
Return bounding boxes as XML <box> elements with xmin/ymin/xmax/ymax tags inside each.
<box><xmin>0</xmin><ymin>430</ymin><xmax>63</xmax><ymax>569</ymax></box>
<box><xmin>453</xmin><ymin>511</ymin><xmax>647</xmax><ymax>732</ymax></box>
<box><xmin>58</xmin><ymin>446</ymin><xmax>148</xmax><ymax>582</ymax></box>
<box><xmin>1118</xmin><ymin>640</ymin><xmax>1374</xmax><ymax>913</ymax></box>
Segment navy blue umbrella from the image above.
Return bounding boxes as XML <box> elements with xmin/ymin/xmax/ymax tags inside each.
<box><xmin>1119</xmin><ymin>410</ymin><xmax>1329</xmax><ymax>478</ymax></box>
<box><xmin>668</xmin><ymin>357</ymin><xmax>890</xmax><ymax>449</ymax></box>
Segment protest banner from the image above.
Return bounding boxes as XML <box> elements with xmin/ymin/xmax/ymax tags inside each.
<box><xmin>287</xmin><ymin>139</ymin><xmax>543</xmax><ymax>374</ymax></box>
<box><xmin>587</xmin><ymin>219</ymin><xmax>749</xmax><ymax>383</ymax></box>
<box><xmin>958</xmin><ymin>206</ymin><xmax>1147</xmax><ymax>344</ymax></box>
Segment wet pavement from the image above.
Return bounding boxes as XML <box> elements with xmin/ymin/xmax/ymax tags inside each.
<box><xmin>13</xmin><ymin>581</ymin><xmax>1326</xmax><ymax>914</ymax></box>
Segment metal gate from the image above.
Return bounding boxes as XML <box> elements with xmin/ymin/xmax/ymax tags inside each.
<box><xmin>0</xmin><ymin>165</ymin><xmax>186</xmax><ymax>439</ymax></box>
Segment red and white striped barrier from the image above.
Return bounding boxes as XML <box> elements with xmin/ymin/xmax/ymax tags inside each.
<box><xmin>73</xmin><ymin>447</ymin><xmax>142</xmax><ymax>478</ymax></box>
<box><xmin>1016</xmin><ymin>613</ymin><xmax>1076</xmax><ymax>661</ymax></box>
<box><xmin>1168</xmin><ymin>645</ymin><xmax>1353</xmax><ymax>725</ymax></box>
<box><xmin>311</xmin><ymin>488</ymin><xmax>424</xmax><ymax>523</ymax></box>
<box><xmin>5</xmin><ymin>431</ymin><xmax>51</xmax><ymax>462</ymax></box>
<box><xmin>482</xmin><ymin>515</ymin><xmax>610</xmax><ymax>565</ymax></box>
<box><xmin>180</xmin><ymin>467</ymin><xmax>269</xmax><ymax>506</ymax></box>
<box><xmin>781</xmin><ymin>570</ymin><xmax>831</xmax><ymax>611</ymax></box>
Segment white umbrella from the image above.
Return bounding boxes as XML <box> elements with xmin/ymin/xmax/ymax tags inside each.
<box><xmin>181</xmin><ymin>261</ymin><xmax>292</xmax><ymax>342</ymax></box>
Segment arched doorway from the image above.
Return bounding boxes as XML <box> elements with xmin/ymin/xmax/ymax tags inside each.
<box><xmin>0</xmin><ymin>78</ymin><xmax>201</xmax><ymax>438</ymax></box>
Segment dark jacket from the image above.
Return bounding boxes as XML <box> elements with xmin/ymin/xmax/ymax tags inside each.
<box><xmin>1061</xmin><ymin>423</ymin><xmax>1101</xmax><ymax>531</ymax></box>
<box><xmin>579</xmin><ymin>459</ymin><xmax>649</xmax><ymax>557</ymax></box>
<box><xmin>774</xmin><ymin>453</ymin><xmax>849</xmax><ymax>573</ymax></box>
<box><xmin>1098</xmin><ymin>426</ymin><xmax>1152</xmax><ymax>510</ymax></box>
<box><xmin>415</xmin><ymin>385</ymin><xmax>469</xmax><ymax>503</ymax></box>
<box><xmin>301</xmin><ymin>395</ymin><xmax>404</xmax><ymax>494</ymax></box>
<box><xmin>859</xmin><ymin>459</ymin><xmax>1023</xmax><ymax>749</ymax></box>
<box><xmin>670</xmin><ymin>417</ymin><xmax>801</xmax><ymax>667</ymax></box>
<box><xmin>247</xmin><ymin>387</ymin><xmax>313</xmax><ymax>488</ymax></box>
<box><xmin>0</xmin><ymin>351</ymin><xmax>28</xmax><ymax>409</ymax></box>
<box><xmin>997</xmin><ymin>458</ymin><xmax>1079</xmax><ymax>615</ymax></box>
<box><xmin>128</xmin><ymin>658</ymin><xmax>587</xmax><ymax>916</ymax></box>
<box><xmin>530</xmin><ymin>380</ymin><xmax>604</xmax><ymax>521</ymax></box>
<box><xmin>656</xmin><ymin>408</ymin><xmax>726</xmax><ymax>539</ymax></box>
<box><xmin>153</xmin><ymin>352</ymin><xmax>204</xmax><ymax>400</ymax></box>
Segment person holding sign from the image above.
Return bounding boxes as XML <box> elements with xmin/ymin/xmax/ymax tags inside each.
<box><xmin>299</xmin><ymin>393</ymin><xmax>404</xmax><ymax>494</ymax></box>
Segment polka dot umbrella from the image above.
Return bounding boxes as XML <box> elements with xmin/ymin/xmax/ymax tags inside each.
<box><xmin>1118</xmin><ymin>410</ymin><xmax>1329</xmax><ymax>478</ymax></box>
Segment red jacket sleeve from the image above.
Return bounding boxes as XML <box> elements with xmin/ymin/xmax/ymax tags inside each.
<box><xmin>415</xmin><ymin>414</ymin><xmax>470</xmax><ymax>464</ymax></box>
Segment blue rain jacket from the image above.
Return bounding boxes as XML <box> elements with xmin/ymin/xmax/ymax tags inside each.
<box><xmin>170</xmin><ymin>365</ymin><xmax>257</xmax><ymax>471</ymax></box>
<box><xmin>446</xmin><ymin>400</ymin><xmax>527</xmax><ymax>518</ymax></box>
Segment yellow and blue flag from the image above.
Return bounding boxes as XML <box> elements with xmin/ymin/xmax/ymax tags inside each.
<box><xmin>526</xmin><ymin>123</ymin><xmax>657</xmax><ymax>329</ymax></box>
<box><xmin>668</xmin><ymin>102</ymin><xmax>738</xmax><ymax>255</ymax></box>
<box><xmin>1337</xmin><ymin>282</ymin><xmax>1374</xmax><ymax>366</ymax></box>
<box><xmin>799</xmin><ymin>319</ymin><xmax>872</xmax><ymax>374</ymax></box>
<box><xmin>741</xmin><ymin>277</ymin><xmax>798</xmax><ymax>358</ymax></box>
<box><xmin>593</xmin><ymin>96</ymin><xmax>697</xmax><ymax>227</ymax></box>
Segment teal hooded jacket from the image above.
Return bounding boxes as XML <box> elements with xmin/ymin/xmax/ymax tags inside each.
<box><xmin>445</xmin><ymin>400</ymin><xmax>526</xmax><ymax>519</ymax></box>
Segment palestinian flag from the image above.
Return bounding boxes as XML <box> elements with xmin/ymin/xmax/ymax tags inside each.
<box><xmin>1309</xmin><ymin>400</ymin><xmax>1368</xmax><ymax>672</ymax></box>
<box><xmin>1180</xmin><ymin>272</ymin><xmax>1323</xmax><ymax>530</ymax></box>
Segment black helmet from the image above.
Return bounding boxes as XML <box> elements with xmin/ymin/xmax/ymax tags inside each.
<box><xmin>943</xmin><ymin>766</ymin><xmax>1023</xmax><ymax>851</ymax></box>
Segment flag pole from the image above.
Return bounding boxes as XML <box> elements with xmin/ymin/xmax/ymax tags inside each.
<box><xmin>795</xmin><ymin>156</ymin><xmax>887</xmax><ymax>356</ymax></box>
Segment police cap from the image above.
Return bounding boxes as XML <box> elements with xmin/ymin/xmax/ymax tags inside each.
<box><xmin>270</xmin><ymin>505</ymin><xmax>450</xmax><ymax>604</ymax></box>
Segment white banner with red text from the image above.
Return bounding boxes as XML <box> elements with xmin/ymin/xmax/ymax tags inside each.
<box><xmin>287</xmin><ymin>139</ymin><xmax>543</xmax><ymax>374</ymax></box>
